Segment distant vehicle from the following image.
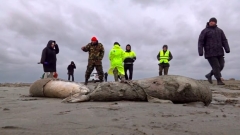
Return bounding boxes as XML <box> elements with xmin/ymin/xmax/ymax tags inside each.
<box><xmin>89</xmin><ymin>73</ymin><xmax>99</xmax><ymax>83</ymax></box>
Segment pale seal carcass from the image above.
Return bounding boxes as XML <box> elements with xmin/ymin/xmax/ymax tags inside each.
<box><xmin>29</xmin><ymin>78</ymin><xmax>90</xmax><ymax>98</ymax></box>
<box><xmin>29</xmin><ymin>75</ymin><xmax>212</xmax><ymax>106</ymax></box>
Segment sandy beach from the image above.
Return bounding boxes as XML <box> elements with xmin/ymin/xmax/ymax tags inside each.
<box><xmin>0</xmin><ymin>80</ymin><xmax>240</xmax><ymax>135</ymax></box>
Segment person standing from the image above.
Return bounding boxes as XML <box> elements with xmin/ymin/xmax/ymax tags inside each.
<box><xmin>157</xmin><ymin>45</ymin><xmax>173</xmax><ymax>76</ymax></box>
<box><xmin>198</xmin><ymin>17</ymin><xmax>230</xmax><ymax>85</ymax></box>
<box><xmin>40</xmin><ymin>40</ymin><xmax>59</xmax><ymax>78</ymax></box>
<box><xmin>104</xmin><ymin>72</ymin><xmax>108</xmax><ymax>82</ymax></box>
<box><xmin>67</xmin><ymin>61</ymin><xmax>76</xmax><ymax>81</ymax></box>
<box><xmin>123</xmin><ymin>44</ymin><xmax>136</xmax><ymax>80</ymax></box>
<box><xmin>108</xmin><ymin>42</ymin><xmax>125</xmax><ymax>82</ymax></box>
<box><xmin>81</xmin><ymin>36</ymin><xmax>104</xmax><ymax>85</ymax></box>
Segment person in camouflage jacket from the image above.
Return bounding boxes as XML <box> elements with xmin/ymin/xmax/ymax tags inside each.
<box><xmin>198</xmin><ymin>17</ymin><xmax>230</xmax><ymax>85</ymax></box>
<box><xmin>81</xmin><ymin>36</ymin><xmax>105</xmax><ymax>85</ymax></box>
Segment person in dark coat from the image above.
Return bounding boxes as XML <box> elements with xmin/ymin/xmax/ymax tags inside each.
<box><xmin>40</xmin><ymin>40</ymin><xmax>59</xmax><ymax>78</ymax></box>
<box><xmin>104</xmin><ymin>72</ymin><xmax>108</xmax><ymax>82</ymax></box>
<box><xmin>198</xmin><ymin>17</ymin><xmax>230</xmax><ymax>85</ymax></box>
<box><xmin>67</xmin><ymin>61</ymin><xmax>76</xmax><ymax>81</ymax></box>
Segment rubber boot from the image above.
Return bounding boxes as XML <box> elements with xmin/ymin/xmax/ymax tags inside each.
<box><xmin>120</xmin><ymin>75</ymin><xmax>125</xmax><ymax>83</ymax></box>
<box><xmin>217</xmin><ymin>78</ymin><xmax>225</xmax><ymax>85</ymax></box>
<box><xmin>205</xmin><ymin>73</ymin><xmax>213</xmax><ymax>84</ymax></box>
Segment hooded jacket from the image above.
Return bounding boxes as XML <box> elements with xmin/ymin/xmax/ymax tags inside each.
<box><xmin>198</xmin><ymin>22</ymin><xmax>230</xmax><ymax>58</ymax></box>
<box><xmin>67</xmin><ymin>61</ymin><xmax>76</xmax><ymax>75</ymax></box>
<box><xmin>108</xmin><ymin>43</ymin><xmax>125</xmax><ymax>75</ymax></box>
<box><xmin>40</xmin><ymin>40</ymin><xmax>59</xmax><ymax>72</ymax></box>
<box><xmin>123</xmin><ymin>44</ymin><xmax>136</xmax><ymax>64</ymax></box>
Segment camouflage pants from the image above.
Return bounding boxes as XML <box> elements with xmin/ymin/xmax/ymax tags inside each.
<box><xmin>85</xmin><ymin>64</ymin><xmax>104</xmax><ymax>81</ymax></box>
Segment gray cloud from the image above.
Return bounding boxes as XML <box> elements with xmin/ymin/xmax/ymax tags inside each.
<box><xmin>0</xmin><ymin>0</ymin><xmax>239</xmax><ymax>83</ymax></box>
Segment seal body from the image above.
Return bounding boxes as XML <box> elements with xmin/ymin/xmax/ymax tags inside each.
<box><xmin>29</xmin><ymin>75</ymin><xmax>212</xmax><ymax>106</ymax></box>
<box><xmin>29</xmin><ymin>78</ymin><xmax>90</xmax><ymax>98</ymax></box>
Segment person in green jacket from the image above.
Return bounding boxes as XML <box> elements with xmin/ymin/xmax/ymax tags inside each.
<box><xmin>108</xmin><ymin>42</ymin><xmax>125</xmax><ymax>82</ymax></box>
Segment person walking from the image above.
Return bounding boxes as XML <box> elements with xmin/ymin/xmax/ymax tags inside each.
<box><xmin>104</xmin><ymin>72</ymin><xmax>108</xmax><ymax>82</ymax></box>
<box><xmin>157</xmin><ymin>45</ymin><xmax>173</xmax><ymax>76</ymax></box>
<box><xmin>123</xmin><ymin>44</ymin><xmax>136</xmax><ymax>80</ymax></box>
<box><xmin>81</xmin><ymin>36</ymin><xmax>105</xmax><ymax>85</ymax></box>
<box><xmin>198</xmin><ymin>17</ymin><xmax>230</xmax><ymax>85</ymax></box>
<box><xmin>40</xmin><ymin>40</ymin><xmax>59</xmax><ymax>78</ymax></box>
<box><xmin>108</xmin><ymin>42</ymin><xmax>125</xmax><ymax>82</ymax></box>
<box><xmin>67</xmin><ymin>61</ymin><xmax>76</xmax><ymax>81</ymax></box>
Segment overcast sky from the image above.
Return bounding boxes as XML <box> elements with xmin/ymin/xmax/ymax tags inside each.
<box><xmin>0</xmin><ymin>0</ymin><xmax>239</xmax><ymax>83</ymax></box>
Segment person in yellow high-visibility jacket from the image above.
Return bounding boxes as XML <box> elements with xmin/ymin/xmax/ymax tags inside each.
<box><xmin>123</xmin><ymin>44</ymin><xmax>136</xmax><ymax>80</ymax></box>
<box><xmin>108</xmin><ymin>42</ymin><xmax>125</xmax><ymax>82</ymax></box>
<box><xmin>156</xmin><ymin>45</ymin><xmax>173</xmax><ymax>76</ymax></box>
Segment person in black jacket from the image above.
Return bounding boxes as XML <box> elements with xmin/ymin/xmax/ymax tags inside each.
<box><xmin>67</xmin><ymin>61</ymin><xmax>76</xmax><ymax>81</ymax></box>
<box><xmin>104</xmin><ymin>72</ymin><xmax>108</xmax><ymax>82</ymax></box>
<box><xmin>123</xmin><ymin>44</ymin><xmax>136</xmax><ymax>80</ymax></box>
<box><xmin>40</xmin><ymin>40</ymin><xmax>59</xmax><ymax>78</ymax></box>
<box><xmin>198</xmin><ymin>17</ymin><xmax>230</xmax><ymax>85</ymax></box>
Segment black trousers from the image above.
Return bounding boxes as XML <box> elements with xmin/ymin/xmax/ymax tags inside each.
<box><xmin>207</xmin><ymin>56</ymin><xmax>225</xmax><ymax>79</ymax></box>
<box><xmin>104</xmin><ymin>77</ymin><xmax>107</xmax><ymax>82</ymax></box>
<box><xmin>68</xmin><ymin>74</ymin><xmax>74</xmax><ymax>81</ymax></box>
<box><xmin>124</xmin><ymin>64</ymin><xmax>133</xmax><ymax>80</ymax></box>
<box><xmin>158</xmin><ymin>63</ymin><xmax>170</xmax><ymax>76</ymax></box>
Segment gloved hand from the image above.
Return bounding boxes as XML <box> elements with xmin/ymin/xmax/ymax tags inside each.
<box><xmin>43</xmin><ymin>62</ymin><xmax>48</xmax><ymax>65</ymax></box>
<box><xmin>226</xmin><ymin>50</ymin><xmax>230</xmax><ymax>53</ymax></box>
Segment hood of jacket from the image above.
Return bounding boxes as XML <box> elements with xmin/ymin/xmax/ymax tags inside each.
<box><xmin>113</xmin><ymin>44</ymin><xmax>121</xmax><ymax>49</ymax></box>
<box><xmin>126</xmin><ymin>44</ymin><xmax>131</xmax><ymax>52</ymax></box>
<box><xmin>47</xmin><ymin>40</ymin><xmax>55</xmax><ymax>49</ymax></box>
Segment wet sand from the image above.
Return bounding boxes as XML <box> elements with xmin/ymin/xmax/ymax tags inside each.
<box><xmin>0</xmin><ymin>80</ymin><xmax>240</xmax><ymax>135</ymax></box>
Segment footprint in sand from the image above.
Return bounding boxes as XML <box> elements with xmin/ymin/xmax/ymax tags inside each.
<box><xmin>55</xmin><ymin>110</ymin><xmax>71</xmax><ymax>115</ymax></box>
<box><xmin>112</xmin><ymin>118</ymin><xmax>119</xmax><ymax>121</ymax></box>
<box><xmin>3</xmin><ymin>108</ymin><xmax>10</xmax><ymax>111</ymax></box>
<box><xmin>20</xmin><ymin>98</ymin><xmax>38</xmax><ymax>101</ymax></box>
<box><xmin>2</xmin><ymin>126</ymin><xmax>21</xmax><ymax>129</ymax></box>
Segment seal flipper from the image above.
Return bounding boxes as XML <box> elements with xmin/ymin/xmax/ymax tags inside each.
<box><xmin>147</xmin><ymin>95</ymin><xmax>173</xmax><ymax>104</ymax></box>
<box><xmin>62</xmin><ymin>93</ymin><xmax>90</xmax><ymax>103</ymax></box>
<box><xmin>177</xmin><ymin>83</ymin><xmax>191</xmax><ymax>93</ymax></box>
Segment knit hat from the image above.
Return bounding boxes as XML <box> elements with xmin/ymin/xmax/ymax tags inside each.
<box><xmin>91</xmin><ymin>36</ymin><xmax>97</xmax><ymax>41</ymax></box>
<box><xmin>209</xmin><ymin>17</ymin><xmax>217</xmax><ymax>24</ymax></box>
<box><xmin>163</xmin><ymin>45</ymin><xmax>168</xmax><ymax>49</ymax></box>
